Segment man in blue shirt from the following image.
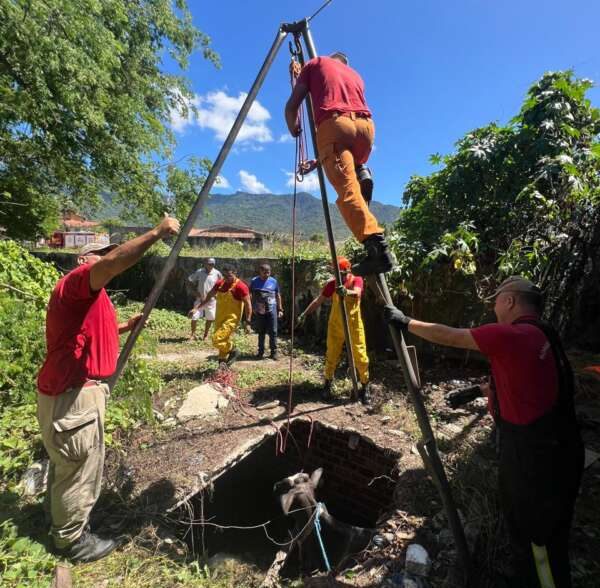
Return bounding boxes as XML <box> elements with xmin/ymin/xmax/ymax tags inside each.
<box><xmin>250</xmin><ymin>263</ymin><xmax>283</xmax><ymax>360</ymax></box>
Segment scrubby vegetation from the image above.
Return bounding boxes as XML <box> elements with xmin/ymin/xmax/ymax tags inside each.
<box><xmin>0</xmin><ymin>242</ymin><xmax>174</xmax><ymax>584</ymax></box>
<box><xmin>369</xmin><ymin>71</ymin><xmax>600</xmax><ymax>346</ymax></box>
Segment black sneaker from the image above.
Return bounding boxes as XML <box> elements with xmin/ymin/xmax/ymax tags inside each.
<box><xmin>352</xmin><ymin>234</ymin><xmax>395</xmax><ymax>277</ymax></box>
<box><xmin>355</xmin><ymin>164</ymin><xmax>373</xmax><ymax>204</ymax></box>
<box><xmin>59</xmin><ymin>528</ymin><xmax>119</xmax><ymax>563</ymax></box>
<box><xmin>270</xmin><ymin>351</ymin><xmax>279</xmax><ymax>361</ymax></box>
<box><xmin>359</xmin><ymin>382</ymin><xmax>372</xmax><ymax>406</ymax></box>
<box><xmin>227</xmin><ymin>348</ymin><xmax>240</xmax><ymax>365</ymax></box>
<box><xmin>321</xmin><ymin>380</ymin><xmax>333</xmax><ymax>401</ymax></box>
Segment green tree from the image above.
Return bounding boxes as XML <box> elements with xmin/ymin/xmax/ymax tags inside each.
<box><xmin>389</xmin><ymin>71</ymin><xmax>600</xmax><ymax>344</ymax></box>
<box><xmin>165</xmin><ymin>156</ymin><xmax>212</xmax><ymax>221</ymax></box>
<box><xmin>0</xmin><ymin>0</ymin><xmax>219</xmax><ymax>239</ymax></box>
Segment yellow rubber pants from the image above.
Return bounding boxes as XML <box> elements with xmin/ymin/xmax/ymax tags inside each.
<box><xmin>324</xmin><ymin>292</ymin><xmax>369</xmax><ymax>384</ymax></box>
<box><xmin>212</xmin><ymin>285</ymin><xmax>243</xmax><ymax>360</ymax></box>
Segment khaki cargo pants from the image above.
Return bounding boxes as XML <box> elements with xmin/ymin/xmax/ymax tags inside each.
<box><xmin>37</xmin><ymin>382</ymin><xmax>108</xmax><ymax>548</ymax></box>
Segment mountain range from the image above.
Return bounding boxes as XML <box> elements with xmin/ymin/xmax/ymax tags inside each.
<box><xmin>198</xmin><ymin>192</ymin><xmax>401</xmax><ymax>238</ymax></box>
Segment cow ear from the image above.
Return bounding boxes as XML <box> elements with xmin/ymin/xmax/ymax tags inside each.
<box><xmin>310</xmin><ymin>467</ymin><xmax>323</xmax><ymax>488</ymax></box>
<box><xmin>280</xmin><ymin>491</ymin><xmax>295</xmax><ymax>515</ymax></box>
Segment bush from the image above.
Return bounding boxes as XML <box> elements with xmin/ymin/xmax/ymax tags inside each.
<box><xmin>0</xmin><ymin>241</ymin><xmax>165</xmax><ymax>479</ymax></box>
<box><xmin>385</xmin><ymin>71</ymin><xmax>600</xmax><ymax>339</ymax></box>
<box><xmin>0</xmin><ymin>520</ymin><xmax>56</xmax><ymax>587</ymax></box>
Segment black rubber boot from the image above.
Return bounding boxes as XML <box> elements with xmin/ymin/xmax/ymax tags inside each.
<box><xmin>227</xmin><ymin>348</ymin><xmax>240</xmax><ymax>366</ymax></box>
<box><xmin>359</xmin><ymin>382</ymin><xmax>372</xmax><ymax>406</ymax></box>
<box><xmin>60</xmin><ymin>527</ymin><xmax>119</xmax><ymax>563</ymax></box>
<box><xmin>321</xmin><ymin>380</ymin><xmax>333</xmax><ymax>401</ymax></box>
<box><xmin>270</xmin><ymin>350</ymin><xmax>279</xmax><ymax>361</ymax></box>
<box><xmin>355</xmin><ymin>164</ymin><xmax>373</xmax><ymax>204</ymax></box>
<box><xmin>352</xmin><ymin>234</ymin><xmax>395</xmax><ymax>277</ymax></box>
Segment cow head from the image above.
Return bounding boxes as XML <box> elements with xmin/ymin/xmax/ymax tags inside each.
<box><xmin>274</xmin><ymin>468</ymin><xmax>324</xmax><ymax>515</ymax></box>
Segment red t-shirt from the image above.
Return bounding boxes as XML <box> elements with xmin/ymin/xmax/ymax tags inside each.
<box><xmin>297</xmin><ymin>56</ymin><xmax>371</xmax><ymax>126</ymax></box>
<box><xmin>215</xmin><ymin>278</ymin><xmax>249</xmax><ymax>300</ymax></box>
<box><xmin>37</xmin><ymin>264</ymin><xmax>119</xmax><ymax>396</ymax></box>
<box><xmin>321</xmin><ymin>274</ymin><xmax>363</xmax><ymax>298</ymax></box>
<box><xmin>470</xmin><ymin>316</ymin><xmax>559</xmax><ymax>425</ymax></box>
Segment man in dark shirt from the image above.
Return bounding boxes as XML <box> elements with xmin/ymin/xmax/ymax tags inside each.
<box><xmin>250</xmin><ymin>263</ymin><xmax>283</xmax><ymax>360</ymax></box>
<box><xmin>384</xmin><ymin>276</ymin><xmax>584</xmax><ymax>588</ymax></box>
<box><xmin>37</xmin><ymin>215</ymin><xmax>180</xmax><ymax>562</ymax></box>
<box><xmin>285</xmin><ymin>52</ymin><xmax>394</xmax><ymax>277</ymax></box>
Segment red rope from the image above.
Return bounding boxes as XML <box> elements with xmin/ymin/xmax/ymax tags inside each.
<box><xmin>281</xmin><ymin>57</ymin><xmax>310</xmax><ymax>454</ymax></box>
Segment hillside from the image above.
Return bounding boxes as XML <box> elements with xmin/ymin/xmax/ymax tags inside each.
<box><xmin>199</xmin><ymin>192</ymin><xmax>401</xmax><ymax>237</ymax></box>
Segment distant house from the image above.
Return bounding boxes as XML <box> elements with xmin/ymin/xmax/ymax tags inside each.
<box><xmin>188</xmin><ymin>225</ymin><xmax>266</xmax><ymax>249</ymax></box>
<box><xmin>47</xmin><ymin>212</ymin><xmax>108</xmax><ymax>249</ymax></box>
<box><xmin>62</xmin><ymin>211</ymin><xmax>101</xmax><ymax>230</ymax></box>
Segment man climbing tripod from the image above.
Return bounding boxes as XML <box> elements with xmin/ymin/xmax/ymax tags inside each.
<box><xmin>285</xmin><ymin>51</ymin><xmax>394</xmax><ymax>277</ymax></box>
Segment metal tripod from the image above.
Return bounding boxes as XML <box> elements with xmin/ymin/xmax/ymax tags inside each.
<box><xmin>109</xmin><ymin>14</ymin><xmax>471</xmax><ymax>583</ymax></box>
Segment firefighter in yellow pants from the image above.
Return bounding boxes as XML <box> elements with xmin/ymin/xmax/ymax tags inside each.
<box><xmin>297</xmin><ymin>257</ymin><xmax>371</xmax><ymax>404</ymax></box>
<box><xmin>195</xmin><ymin>265</ymin><xmax>252</xmax><ymax>365</ymax></box>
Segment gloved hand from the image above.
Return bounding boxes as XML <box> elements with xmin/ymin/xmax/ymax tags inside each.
<box><xmin>336</xmin><ymin>285</ymin><xmax>348</xmax><ymax>297</ymax></box>
<box><xmin>296</xmin><ymin>312</ymin><xmax>307</xmax><ymax>328</ymax></box>
<box><xmin>383</xmin><ymin>305</ymin><xmax>412</xmax><ymax>331</ymax></box>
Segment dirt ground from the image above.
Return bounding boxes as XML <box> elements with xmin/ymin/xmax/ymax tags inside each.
<box><xmin>100</xmin><ymin>331</ymin><xmax>600</xmax><ymax>588</ymax></box>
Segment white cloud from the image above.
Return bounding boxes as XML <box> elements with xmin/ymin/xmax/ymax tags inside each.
<box><xmin>214</xmin><ymin>175</ymin><xmax>230</xmax><ymax>189</ymax></box>
<box><xmin>278</xmin><ymin>133</ymin><xmax>294</xmax><ymax>144</ymax></box>
<box><xmin>170</xmin><ymin>90</ymin><xmax>273</xmax><ymax>145</ymax></box>
<box><xmin>285</xmin><ymin>170</ymin><xmax>321</xmax><ymax>193</ymax></box>
<box><xmin>239</xmin><ymin>170</ymin><xmax>269</xmax><ymax>194</ymax></box>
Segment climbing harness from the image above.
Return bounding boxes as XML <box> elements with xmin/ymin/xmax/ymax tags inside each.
<box><xmin>314</xmin><ymin>502</ymin><xmax>332</xmax><ymax>573</ymax></box>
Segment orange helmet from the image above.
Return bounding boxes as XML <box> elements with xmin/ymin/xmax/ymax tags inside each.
<box><xmin>337</xmin><ymin>256</ymin><xmax>351</xmax><ymax>271</ymax></box>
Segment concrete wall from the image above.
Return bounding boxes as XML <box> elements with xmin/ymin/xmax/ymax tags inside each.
<box><xmin>33</xmin><ymin>252</ymin><xmax>333</xmax><ymax>342</ymax></box>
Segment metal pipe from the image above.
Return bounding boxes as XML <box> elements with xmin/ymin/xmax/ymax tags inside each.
<box><xmin>108</xmin><ymin>27</ymin><xmax>288</xmax><ymax>391</ymax></box>
<box><xmin>295</xmin><ymin>22</ymin><xmax>470</xmax><ymax>576</ymax></box>
<box><xmin>374</xmin><ymin>275</ymin><xmax>472</xmax><ymax>581</ymax></box>
<box><xmin>296</xmin><ymin>22</ymin><xmax>359</xmax><ymax>400</ymax></box>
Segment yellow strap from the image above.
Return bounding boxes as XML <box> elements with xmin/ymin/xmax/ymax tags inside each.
<box><xmin>531</xmin><ymin>543</ymin><xmax>557</xmax><ymax>588</ymax></box>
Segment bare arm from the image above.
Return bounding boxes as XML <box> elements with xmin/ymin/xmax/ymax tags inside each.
<box><xmin>285</xmin><ymin>82</ymin><xmax>309</xmax><ymax>137</ymax></box>
<box><xmin>90</xmin><ymin>215</ymin><xmax>180</xmax><ymax>291</ymax></box>
<box><xmin>243</xmin><ymin>294</ymin><xmax>252</xmax><ymax>322</ymax></box>
<box><xmin>345</xmin><ymin>286</ymin><xmax>361</xmax><ymax>298</ymax></box>
<box><xmin>196</xmin><ymin>284</ymin><xmax>219</xmax><ymax>308</ymax></box>
<box><xmin>408</xmin><ymin>320</ymin><xmax>480</xmax><ymax>351</ymax></box>
<box><xmin>118</xmin><ymin>313</ymin><xmax>143</xmax><ymax>335</ymax></box>
<box><xmin>303</xmin><ymin>294</ymin><xmax>327</xmax><ymax>316</ymax></box>
<box><xmin>277</xmin><ymin>292</ymin><xmax>283</xmax><ymax>312</ymax></box>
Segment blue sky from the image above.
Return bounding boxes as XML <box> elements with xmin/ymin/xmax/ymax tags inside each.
<box><xmin>166</xmin><ymin>0</ymin><xmax>600</xmax><ymax>207</ymax></box>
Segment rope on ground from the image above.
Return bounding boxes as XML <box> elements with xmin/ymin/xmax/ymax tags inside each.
<box><xmin>170</xmin><ymin>503</ymin><xmax>319</xmax><ymax>549</ymax></box>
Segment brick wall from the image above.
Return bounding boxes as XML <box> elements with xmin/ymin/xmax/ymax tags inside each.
<box><xmin>287</xmin><ymin>420</ymin><xmax>400</xmax><ymax>527</ymax></box>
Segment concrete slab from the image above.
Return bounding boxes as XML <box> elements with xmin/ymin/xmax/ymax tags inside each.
<box><xmin>177</xmin><ymin>384</ymin><xmax>229</xmax><ymax>422</ymax></box>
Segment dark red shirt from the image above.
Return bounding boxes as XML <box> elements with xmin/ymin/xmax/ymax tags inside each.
<box><xmin>37</xmin><ymin>264</ymin><xmax>119</xmax><ymax>396</ymax></box>
<box><xmin>296</xmin><ymin>56</ymin><xmax>371</xmax><ymax>126</ymax></box>
<box><xmin>470</xmin><ymin>316</ymin><xmax>559</xmax><ymax>425</ymax></box>
<box><xmin>321</xmin><ymin>274</ymin><xmax>363</xmax><ymax>298</ymax></box>
<box><xmin>215</xmin><ymin>278</ymin><xmax>249</xmax><ymax>300</ymax></box>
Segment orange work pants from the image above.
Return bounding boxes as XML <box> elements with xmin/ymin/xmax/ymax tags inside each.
<box><xmin>316</xmin><ymin>115</ymin><xmax>383</xmax><ymax>243</ymax></box>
